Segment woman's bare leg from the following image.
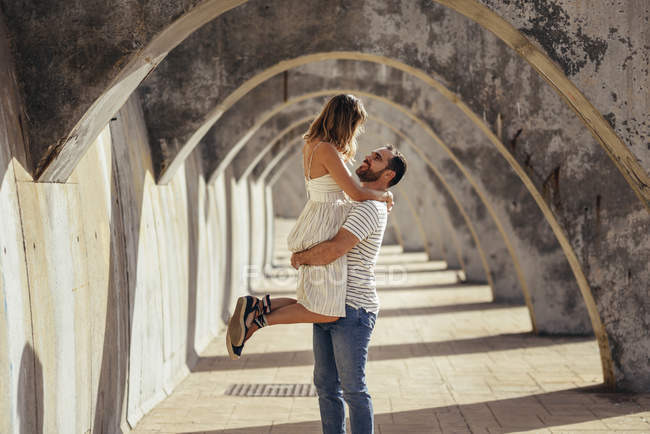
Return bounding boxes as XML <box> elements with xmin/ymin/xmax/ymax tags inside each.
<box><xmin>266</xmin><ymin>302</ymin><xmax>338</xmax><ymax>325</ymax></box>
<box><xmin>267</xmin><ymin>297</ymin><xmax>297</xmax><ymax>310</ymax></box>
<box><xmin>244</xmin><ymin>299</ymin><xmax>338</xmax><ymax>341</ymax></box>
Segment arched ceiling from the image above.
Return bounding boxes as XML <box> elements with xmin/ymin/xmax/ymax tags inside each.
<box><xmin>223</xmin><ymin>86</ymin><xmax>596</xmax><ymax>332</ymax></box>
<box><xmin>2</xmin><ymin>0</ymin><xmax>648</xmax><ymax>392</ymax></box>
<box><xmin>178</xmin><ymin>48</ymin><xmax>646</xmax><ymax>390</ymax></box>
<box><xmin>3</xmin><ymin>0</ymin><xmax>646</xmax><ymax>207</ymax></box>
<box><xmin>195</xmin><ymin>74</ymin><xmax>646</xmax><ymax>389</ymax></box>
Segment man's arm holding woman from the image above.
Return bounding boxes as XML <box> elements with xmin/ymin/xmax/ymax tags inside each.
<box><xmin>291</xmin><ymin>228</ymin><xmax>359</xmax><ymax>268</ymax></box>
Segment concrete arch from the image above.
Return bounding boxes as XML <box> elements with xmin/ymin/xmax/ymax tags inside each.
<box><xmin>359</xmin><ymin>89</ymin><xmax>612</xmax><ymax>372</ymax></box>
<box><xmin>199</xmin><ymin>76</ymin><xmax>616</xmax><ymax>384</ymax></box>
<box><xmin>253</xmin><ymin>130</ymin><xmax>434</xmax><ymax>260</ymax></box>
<box><xmin>261</xmin><ymin>127</ymin><xmax>471</xmax><ymax>278</ymax></box>
<box><xmin>253</xmin><ymin>133</ymin><xmax>306</xmax><ymax>183</ymax></box>
<box><xmin>198</xmin><ymin>69</ymin><xmax>533</xmax><ymax>301</ymax></box>
<box><xmin>244</xmin><ymin>119</ymin><xmax>443</xmax><ymax>272</ymax></box>
<box><xmin>160</xmin><ymin>44</ymin><xmax>647</xmax><ymax>390</ymax></box>
<box><xmin>202</xmin><ymin>0</ymin><xmax>644</xmax><ymax>386</ymax></box>
<box><xmin>216</xmin><ymin>89</ymin><xmax>451</xmax><ymax>265</ymax></box>
<box><xmin>180</xmin><ymin>49</ymin><xmax>643</xmax><ymax>384</ymax></box>
<box><xmin>130</xmin><ymin>15</ymin><xmax>646</xmax><ymax>391</ymax></box>
<box><xmin>233</xmin><ymin>119</ymin><xmax>442</xmax><ymax>289</ymax></box>
<box><xmin>8</xmin><ymin>0</ymin><xmax>645</xmax><ymax>211</ymax></box>
<box><xmin>7</xmin><ymin>0</ymin><xmax>246</xmax><ymax>182</ymax></box>
<box><xmin>201</xmin><ymin>72</ymin><xmax>584</xmax><ymax>326</ymax></box>
<box><xmin>1</xmin><ymin>5</ymin><xmax>645</xmax><ymax>417</ymax></box>
<box><xmin>438</xmin><ymin>0</ymin><xmax>649</xmax><ymax>206</ymax></box>
<box><xmin>263</xmin><ymin>122</ymin><xmax>468</xmax><ymax>273</ymax></box>
<box><xmin>11</xmin><ymin>10</ymin><xmax>645</xmax><ymax>388</ymax></box>
<box><xmin>219</xmin><ymin>93</ymin><xmax>508</xmax><ymax>293</ymax></box>
<box><xmin>121</xmin><ymin>1</ymin><xmax>644</xmax><ymax>214</ymax></box>
<box><xmin>6</xmin><ymin>3</ymin><xmax>649</xmax><ymax>426</ymax></box>
<box><xmin>230</xmin><ymin>92</ymin><xmax>542</xmax><ymax>305</ymax></box>
<box><xmin>234</xmin><ymin>116</ymin><xmax>315</xmax><ymax>181</ymax></box>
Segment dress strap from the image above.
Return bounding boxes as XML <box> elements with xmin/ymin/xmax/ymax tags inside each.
<box><xmin>306</xmin><ymin>141</ymin><xmax>324</xmax><ymax>181</ymax></box>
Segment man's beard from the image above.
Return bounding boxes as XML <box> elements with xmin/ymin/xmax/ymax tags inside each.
<box><xmin>356</xmin><ymin>164</ymin><xmax>385</xmax><ymax>182</ymax></box>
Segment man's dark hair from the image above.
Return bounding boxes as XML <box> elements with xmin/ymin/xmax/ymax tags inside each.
<box><xmin>385</xmin><ymin>144</ymin><xmax>407</xmax><ymax>187</ymax></box>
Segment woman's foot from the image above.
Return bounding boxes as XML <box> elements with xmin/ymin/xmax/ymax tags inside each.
<box><xmin>226</xmin><ymin>295</ymin><xmax>271</xmax><ymax>360</ymax></box>
<box><xmin>225</xmin><ymin>294</ymin><xmax>276</xmax><ymax>360</ymax></box>
<box><xmin>227</xmin><ymin>296</ymin><xmax>259</xmax><ymax>347</ymax></box>
<box><xmin>259</xmin><ymin>294</ymin><xmax>272</xmax><ymax>315</ymax></box>
<box><xmin>226</xmin><ymin>330</ymin><xmax>243</xmax><ymax>360</ymax></box>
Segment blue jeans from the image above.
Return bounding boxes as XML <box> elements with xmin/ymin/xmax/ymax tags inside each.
<box><xmin>313</xmin><ymin>305</ymin><xmax>376</xmax><ymax>434</ymax></box>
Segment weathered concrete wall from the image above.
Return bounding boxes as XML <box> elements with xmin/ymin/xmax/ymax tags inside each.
<box><xmin>263</xmin><ymin>185</ymin><xmax>276</xmax><ymax>268</ymax></box>
<box><xmin>212</xmin><ymin>66</ymin><xmax>595</xmax><ymax>331</ymax></box>
<box><xmin>1</xmin><ymin>0</ymin><xmax>647</xmax><ymax>411</ymax></box>
<box><xmin>210</xmin><ymin>70</ymin><xmax>491</xmax><ymax>283</ymax></box>
<box><xmin>5</xmin><ymin>0</ymin><xmax>645</xmax><ymax>200</ymax></box>
<box><xmin>221</xmin><ymin>90</ymin><xmax>428</xmax><ymax>265</ymax></box>
<box><xmin>477</xmin><ymin>0</ymin><xmax>649</xmax><ymax>172</ymax></box>
<box><xmin>373</xmin><ymin>128</ymin><xmax>467</xmax><ymax>264</ymax></box>
<box><xmin>229</xmin><ymin>174</ymin><xmax>251</xmax><ymax>301</ymax></box>
<box><xmin>357</xmin><ymin>128</ymin><xmax>442</xmax><ymax>259</ymax></box>
<box><xmin>0</xmin><ymin>0</ymin><xmax>215</xmax><ymax>181</ymax></box>
<box><xmin>185</xmin><ymin>32</ymin><xmax>635</xmax><ymax>382</ymax></box>
<box><xmin>271</xmin><ymin>152</ymin><xmax>308</xmax><ymax>219</ymax></box>
<box><xmin>207</xmin><ymin>62</ymin><xmax>543</xmax><ymax>302</ymax></box>
<box><xmin>0</xmin><ymin>21</ymin><xmax>40</xmax><ymax>432</ymax></box>
<box><xmin>0</xmin><ymin>43</ymin><xmax>231</xmax><ymax>432</ymax></box>
<box><xmin>248</xmin><ymin>180</ymin><xmax>268</xmax><ymax>286</ymax></box>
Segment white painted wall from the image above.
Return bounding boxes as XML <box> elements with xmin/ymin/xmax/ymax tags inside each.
<box><xmin>0</xmin><ymin>88</ymin><xmax>234</xmax><ymax>431</ymax></box>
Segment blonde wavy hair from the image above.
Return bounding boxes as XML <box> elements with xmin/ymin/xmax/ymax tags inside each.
<box><xmin>303</xmin><ymin>94</ymin><xmax>367</xmax><ymax>162</ymax></box>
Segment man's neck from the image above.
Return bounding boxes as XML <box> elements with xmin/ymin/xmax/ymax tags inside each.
<box><xmin>360</xmin><ymin>181</ymin><xmax>386</xmax><ymax>192</ymax></box>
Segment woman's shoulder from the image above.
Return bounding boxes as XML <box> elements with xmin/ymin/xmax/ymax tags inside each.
<box><xmin>308</xmin><ymin>139</ymin><xmax>337</xmax><ymax>150</ymax></box>
<box><xmin>307</xmin><ymin>140</ymin><xmax>341</xmax><ymax>158</ymax></box>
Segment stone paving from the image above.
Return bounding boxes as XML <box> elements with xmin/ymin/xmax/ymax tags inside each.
<box><xmin>132</xmin><ymin>221</ymin><xmax>650</xmax><ymax>434</ymax></box>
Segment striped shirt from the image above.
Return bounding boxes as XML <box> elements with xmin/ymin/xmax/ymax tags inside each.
<box><xmin>341</xmin><ymin>200</ymin><xmax>388</xmax><ymax>314</ymax></box>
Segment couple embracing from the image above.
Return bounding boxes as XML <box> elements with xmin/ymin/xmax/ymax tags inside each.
<box><xmin>226</xmin><ymin>94</ymin><xmax>408</xmax><ymax>434</ymax></box>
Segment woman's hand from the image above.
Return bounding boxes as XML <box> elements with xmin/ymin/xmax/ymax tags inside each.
<box><xmin>290</xmin><ymin>252</ymin><xmax>301</xmax><ymax>269</ymax></box>
<box><xmin>382</xmin><ymin>190</ymin><xmax>394</xmax><ymax>213</ymax></box>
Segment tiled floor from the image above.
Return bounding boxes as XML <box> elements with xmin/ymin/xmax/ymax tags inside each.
<box><xmin>132</xmin><ymin>221</ymin><xmax>650</xmax><ymax>433</ymax></box>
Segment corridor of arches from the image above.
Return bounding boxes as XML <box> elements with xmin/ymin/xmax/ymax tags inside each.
<box><xmin>0</xmin><ymin>1</ymin><xmax>648</xmax><ymax>432</ymax></box>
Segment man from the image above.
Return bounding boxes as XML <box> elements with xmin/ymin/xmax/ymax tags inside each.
<box><xmin>291</xmin><ymin>145</ymin><xmax>407</xmax><ymax>434</ymax></box>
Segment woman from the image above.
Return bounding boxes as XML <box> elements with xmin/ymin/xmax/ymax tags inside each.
<box><xmin>226</xmin><ymin>94</ymin><xmax>391</xmax><ymax>359</ymax></box>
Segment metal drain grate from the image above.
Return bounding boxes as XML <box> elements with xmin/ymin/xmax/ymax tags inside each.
<box><xmin>225</xmin><ymin>383</ymin><xmax>317</xmax><ymax>397</ymax></box>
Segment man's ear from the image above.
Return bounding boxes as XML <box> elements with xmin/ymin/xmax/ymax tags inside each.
<box><xmin>383</xmin><ymin>169</ymin><xmax>396</xmax><ymax>184</ymax></box>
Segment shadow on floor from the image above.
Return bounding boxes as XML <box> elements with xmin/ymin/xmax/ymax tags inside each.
<box><xmin>378</xmin><ymin>301</ymin><xmax>519</xmax><ymax>317</ymax></box>
<box><xmin>180</xmin><ymin>385</ymin><xmax>649</xmax><ymax>433</ymax></box>
<box><xmin>251</xmin><ymin>281</ymin><xmax>475</xmax><ymax>297</ymax></box>
<box><xmin>192</xmin><ymin>332</ymin><xmax>594</xmax><ymax>373</ymax></box>
<box><xmin>375</xmin><ymin>282</ymin><xmax>468</xmax><ymax>292</ymax></box>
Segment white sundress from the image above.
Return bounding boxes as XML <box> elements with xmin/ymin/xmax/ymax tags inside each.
<box><xmin>286</xmin><ymin>142</ymin><xmax>352</xmax><ymax>317</ymax></box>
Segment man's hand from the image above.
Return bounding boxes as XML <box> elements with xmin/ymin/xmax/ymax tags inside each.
<box><xmin>382</xmin><ymin>190</ymin><xmax>394</xmax><ymax>213</ymax></box>
<box><xmin>289</xmin><ymin>229</ymin><xmax>359</xmax><ymax>268</ymax></box>
<box><xmin>290</xmin><ymin>252</ymin><xmax>302</xmax><ymax>269</ymax></box>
